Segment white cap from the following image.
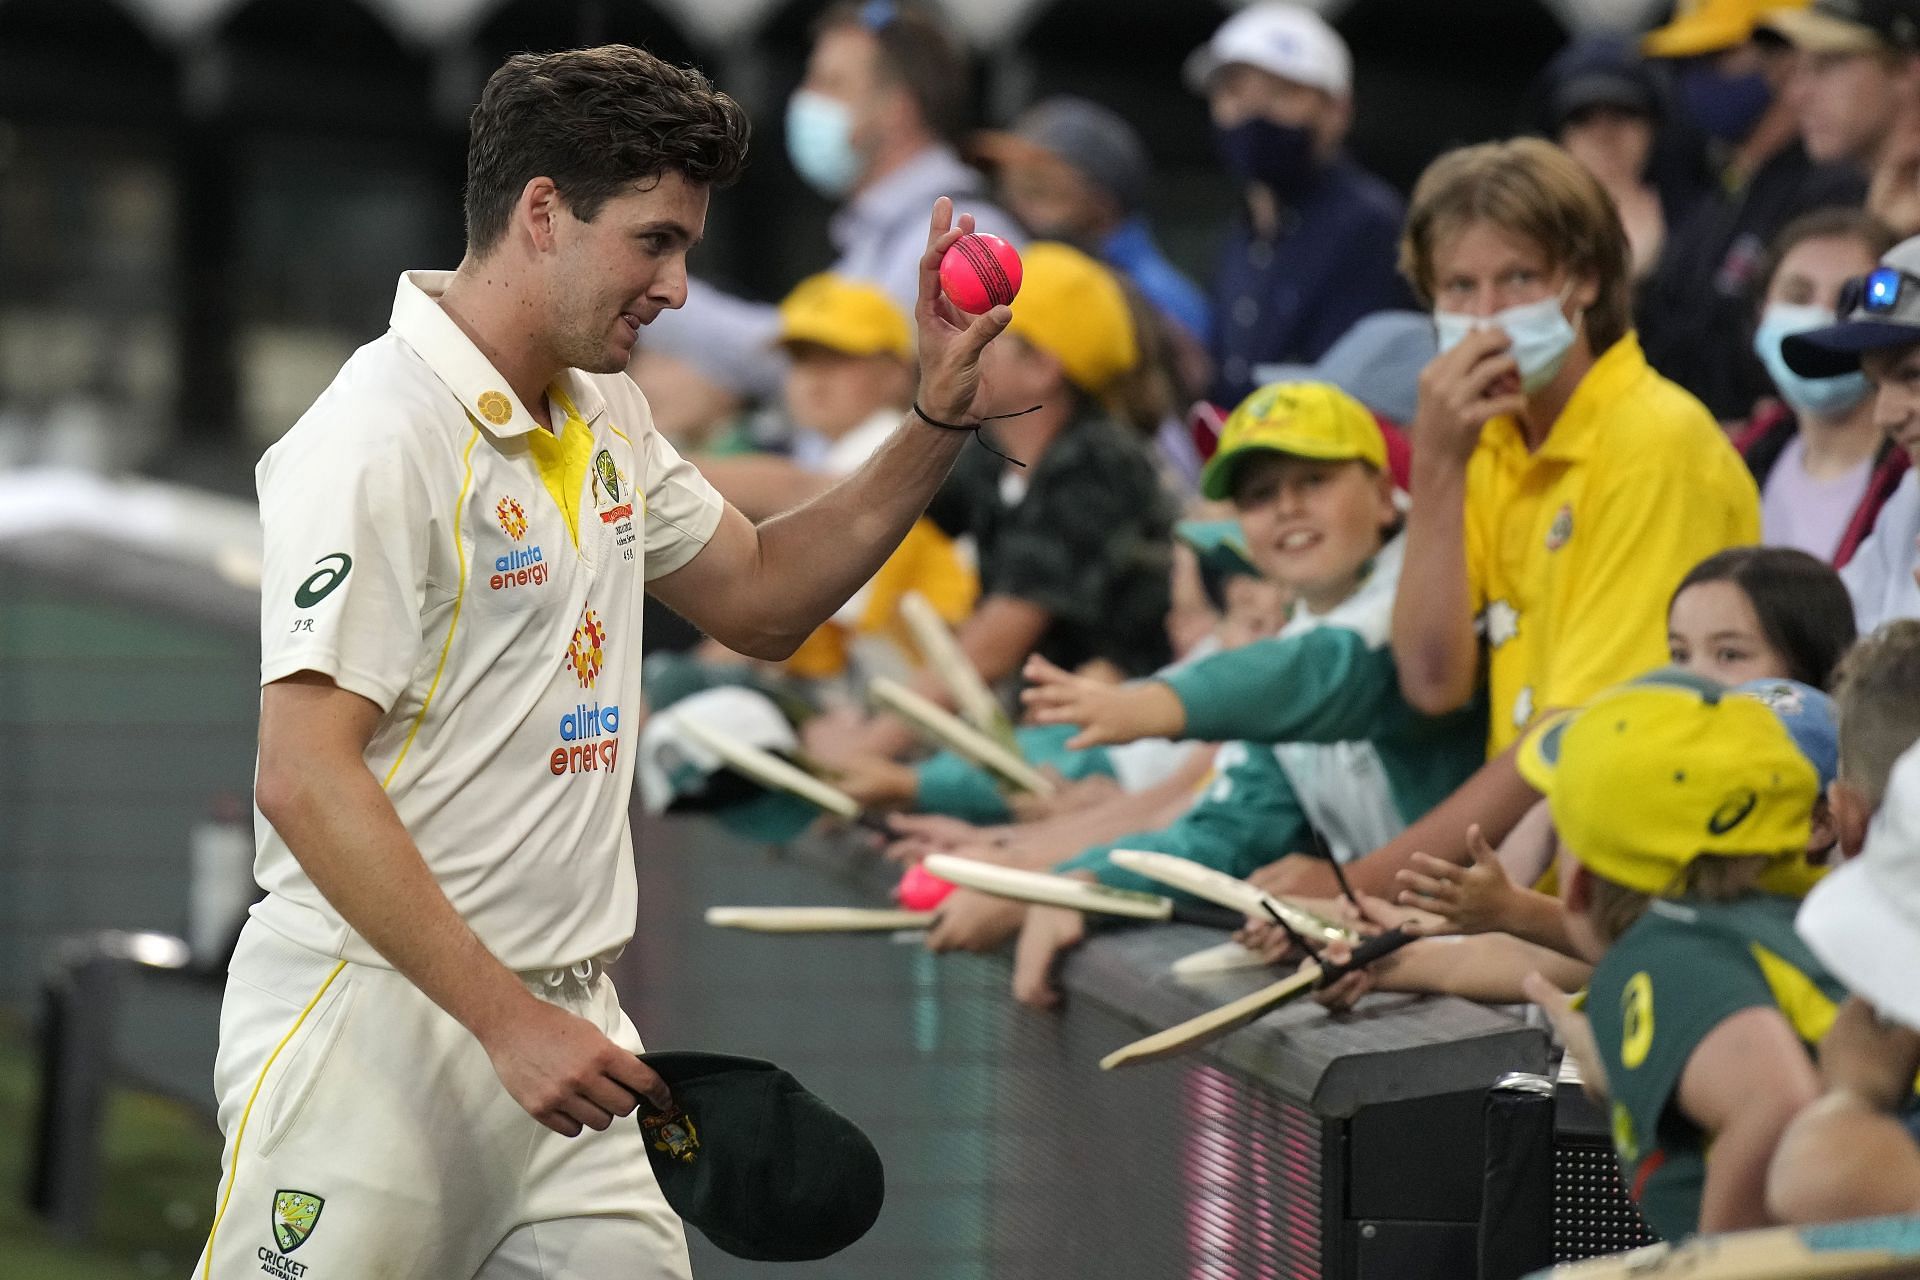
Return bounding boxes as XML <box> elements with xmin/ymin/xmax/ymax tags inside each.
<box><xmin>1797</xmin><ymin>742</ymin><xmax>1920</xmax><ymax>1030</ymax></box>
<box><xmin>636</xmin><ymin>686</ymin><xmax>799</xmax><ymax>815</ymax></box>
<box><xmin>1184</xmin><ymin>3</ymin><xmax>1353</xmax><ymax>99</ymax></box>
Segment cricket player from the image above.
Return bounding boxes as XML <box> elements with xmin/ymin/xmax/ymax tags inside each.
<box><xmin>195</xmin><ymin>45</ymin><xmax>1010</xmax><ymax>1279</ymax></box>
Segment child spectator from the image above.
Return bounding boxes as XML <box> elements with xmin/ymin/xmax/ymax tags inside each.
<box><xmin>1244</xmin><ymin>138</ymin><xmax>1763</xmax><ymax>905</ymax></box>
<box><xmin>808</xmin><ymin>242</ymin><xmax>1175</xmax><ymax>764</ymax></box>
<box><xmin>1739</xmin><ymin>210</ymin><xmax>1908</xmax><ymax>564</ymax></box>
<box><xmin>964</xmin><ymin>383</ymin><xmax>1484</xmax><ymax>1002</ymax></box>
<box><xmin>1780</xmin><ymin>232</ymin><xmax>1920</xmax><ymax>629</ymax></box>
<box><xmin>1526</xmin><ymin>673</ymin><xmax>1842</xmax><ymax>1239</ymax></box>
<box><xmin>1768</xmin><ymin>622</ymin><xmax>1920</xmax><ymax>1222</ymax></box>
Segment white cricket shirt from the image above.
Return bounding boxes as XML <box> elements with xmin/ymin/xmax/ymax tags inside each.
<box><xmin>252</xmin><ymin>270</ymin><xmax>723</xmax><ymax>969</ymax></box>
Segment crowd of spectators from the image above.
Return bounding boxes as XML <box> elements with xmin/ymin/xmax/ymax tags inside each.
<box><xmin>634</xmin><ymin>0</ymin><xmax>1920</xmax><ymax>1251</ymax></box>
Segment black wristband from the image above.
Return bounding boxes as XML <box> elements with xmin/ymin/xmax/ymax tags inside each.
<box><xmin>911</xmin><ymin>401</ymin><xmax>976</xmax><ymax>432</ymax></box>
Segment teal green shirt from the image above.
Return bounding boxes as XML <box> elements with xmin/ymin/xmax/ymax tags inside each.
<box><xmin>1062</xmin><ymin>534</ymin><xmax>1483</xmax><ymax>891</ymax></box>
<box><xmin>1587</xmin><ymin>895</ymin><xmax>1844</xmax><ymax>1241</ymax></box>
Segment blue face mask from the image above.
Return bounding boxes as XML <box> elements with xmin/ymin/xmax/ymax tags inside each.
<box><xmin>1753</xmin><ymin>302</ymin><xmax>1873</xmax><ymax>418</ymax></box>
<box><xmin>786</xmin><ymin>90</ymin><xmax>861</xmax><ymax>198</ymax></box>
<box><xmin>1213</xmin><ymin>118</ymin><xmax>1319</xmax><ymax>198</ymax></box>
<box><xmin>1677</xmin><ymin>65</ymin><xmax>1772</xmax><ymax>144</ymax></box>
<box><xmin>1434</xmin><ymin>290</ymin><xmax>1581</xmax><ymax>394</ymax></box>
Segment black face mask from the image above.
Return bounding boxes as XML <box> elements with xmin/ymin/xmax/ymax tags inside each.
<box><xmin>1214</xmin><ymin>118</ymin><xmax>1320</xmax><ymax>197</ymax></box>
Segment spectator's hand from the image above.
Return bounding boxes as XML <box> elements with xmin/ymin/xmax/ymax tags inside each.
<box><xmin>883</xmin><ymin>813</ymin><xmax>994</xmax><ymax>863</ymax></box>
<box><xmin>1819</xmin><ymin>996</ymin><xmax>1920</xmax><ymax>1113</ymax></box>
<box><xmin>1019</xmin><ymin>654</ymin><xmax>1182</xmax><ymax>749</ymax></box>
<box><xmin>800</xmin><ymin>705</ymin><xmax>870</xmax><ymax>765</ymax></box>
<box><xmin>832</xmin><ymin>755</ymin><xmax>919</xmax><ymax>811</ymax></box>
<box><xmin>1394</xmin><ymin>825</ymin><xmax>1518</xmax><ymax>937</ymax></box>
<box><xmin>1012</xmin><ymin>905</ymin><xmax>1087</xmax><ymax>1008</ymax></box>
<box><xmin>1249</xmin><ymin>854</ymin><xmax>1341</xmax><ymax>899</ymax></box>
<box><xmin>1005</xmin><ymin>770</ymin><xmax>1122</xmax><ymax>822</ymax></box>
<box><xmin>1524</xmin><ymin>971</ymin><xmax>1608</xmax><ymax>1103</ymax></box>
<box><xmin>924</xmin><ymin>886</ymin><xmax>1024</xmax><ymax>953</ymax></box>
<box><xmin>1313</xmin><ymin>937</ymin><xmax>1384</xmax><ymax>1013</ymax></box>
<box><xmin>1412</xmin><ymin>327</ymin><xmax>1527</xmax><ymax>467</ymax></box>
<box><xmin>914</xmin><ymin>199</ymin><xmax>1014</xmax><ymax>424</ymax></box>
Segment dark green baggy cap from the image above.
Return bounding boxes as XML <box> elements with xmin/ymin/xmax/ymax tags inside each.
<box><xmin>636</xmin><ymin>1051</ymin><xmax>884</xmax><ymax>1261</ymax></box>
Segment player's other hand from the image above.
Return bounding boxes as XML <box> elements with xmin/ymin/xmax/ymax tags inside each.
<box><xmin>913</xmin><ymin>198</ymin><xmax>1013</xmax><ymax>425</ymax></box>
<box><xmin>480</xmin><ymin>994</ymin><xmax>672</xmax><ymax>1137</ymax></box>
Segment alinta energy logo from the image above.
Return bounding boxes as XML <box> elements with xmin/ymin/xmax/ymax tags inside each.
<box><xmin>490</xmin><ymin>494</ymin><xmax>547</xmax><ymax>592</ymax></box>
<box><xmin>554</xmin><ymin>608</ymin><xmax>620</xmax><ymax>777</ymax></box>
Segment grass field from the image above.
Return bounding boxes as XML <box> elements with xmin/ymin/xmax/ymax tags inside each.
<box><xmin>0</xmin><ymin>1011</ymin><xmax>222</xmax><ymax>1278</ymax></box>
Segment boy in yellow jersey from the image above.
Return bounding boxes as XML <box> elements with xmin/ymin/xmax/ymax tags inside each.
<box><xmin>1524</xmin><ymin>671</ymin><xmax>1841</xmax><ymax>1240</ymax></box>
<box><xmin>1253</xmin><ymin>137</ymin><xmax>1761</xmax><ymax>902</ymax></box>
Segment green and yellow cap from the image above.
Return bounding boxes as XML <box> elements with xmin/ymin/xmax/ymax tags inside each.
<box><xmin>1518</xmin><ymin>669</ymin><xmax>1818</xmax><ymax>895</ymax></box>
<box><xmin>1199</xmin><ymin>381</ymin><xmax>1386</xmax><ymax>501</ymax></box>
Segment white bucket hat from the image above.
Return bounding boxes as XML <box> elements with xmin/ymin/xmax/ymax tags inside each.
<box><xmin>1797</xmin><ymin>742</ymin><xmax>1920</xmax><ymax>1030</ymax></box>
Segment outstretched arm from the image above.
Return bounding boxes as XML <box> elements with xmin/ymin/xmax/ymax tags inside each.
<box><xmin>651</xmin><ymin>199</ymin><xmax>1010</xmax><ymax>658</ymax></box>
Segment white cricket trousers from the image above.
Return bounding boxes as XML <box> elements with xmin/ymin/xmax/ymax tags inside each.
<box><xmin>190</xmin><ymin>919</ymin><xmax>692</xmax><ymax>1280</ymax></box>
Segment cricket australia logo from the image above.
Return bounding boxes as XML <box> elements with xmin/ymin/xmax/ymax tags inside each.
<box><xmin>566</xmin><ymin>608</ymin><xmax>607</xmax><ymax>689</ymax></box>
<box><xmin>496</xmin><ymin>496</ymin><xmax>529</xmax><ymax>541</ymax></box>
<box><xmin>270</xmin><ymin>1189</ymin><xmax>323</xmax><ymax>1255</ymax></box>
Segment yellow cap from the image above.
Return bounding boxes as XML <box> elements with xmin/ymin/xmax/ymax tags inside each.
<box><xmin>1518</xmin><ymin>670</ymin><xmax>1818</xmax><ymax>895</ymax></box>
<box><xmin>1642</xmin><ymin>0</ymin><xmax>1809</xmax><ymax>57</ymax></box>
<box><xmin>776</xmin><ymin>274</ymin><xmax>913</xmax><ymax>362</ymax></box>
<box><xmin>1004</xmin><ymin>242</ymin><xmax>1138</xmax><ymax>394</ymax></box>
<box><xmin>1198</xmin><ymin>381</ymin><xmax>1386</xmax><ymax>501</ymax></box>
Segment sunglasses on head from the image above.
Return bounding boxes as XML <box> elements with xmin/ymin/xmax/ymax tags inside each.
<box><xmin>1841</xmin><ymin>265</ymin><xmax>1920</xmax><ymax>319</ymax></box>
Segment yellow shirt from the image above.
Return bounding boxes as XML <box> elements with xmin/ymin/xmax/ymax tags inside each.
<box><xmin>1465</xmin><ymin>333</ymin><xmax>1760</xmax><ymax>754</ymax></box>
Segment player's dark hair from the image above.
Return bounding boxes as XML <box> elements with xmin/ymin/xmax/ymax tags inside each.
<box><xmin>1832</xmin><ymin>620</ymin><xmax>1920</xmax><ymax>808</ymax></box>
<box><xmin>815</xmin><ymin>0</ymin><xmax>971</xmax><ymax>144</ymax></box>
<box><xmin>464</xmin><ymin>45</ymin><xmax>750</xmax><ymax>256</ymax></box>
<box><xmin>1671</xmin><ymin>547</ymin><xmax>1857</xmax><ymax>690</ymax></box>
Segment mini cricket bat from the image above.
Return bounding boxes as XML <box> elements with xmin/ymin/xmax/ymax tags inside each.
<box><xmin>1170</xmin><ymin>940</ymin><xmax>1275</xmax><ymax>977</ymax></box>
<box><xmin>1108</xmin><ymin>849</ymin><xmax>1357</xmax><ymax>948</ymax></box>
<box><xmin>1525</xmin><ymin>1214</ymin><xmax>1920</xmax><ymax>1279</ymax></box>
<box><xmin>1099</xmin><ymin>927</ymin><xmax>1417</xmax><ymax>1069</ymax></box>
<box><xmin>704</xmin><ymin>907</ymin><xmax>934</xmax><ymax>933</ymax></box>
<box><xmin>678</xmin><ymin>717</ymin><xmax>890</xmax><ymax>835</ymax></box>
<box><xmin>899</xmin><ymin>591</ymin><xmax>1012</xmax><ymax>743</ymax></box>
<box><xmin>922</xmin><ymin>854</ymin><xmax>1243</xmax><ymax>929</ymax></box>
<box><xmin>869</xmin><ymin>676</ymin><xmax>1056</xmax><ymax>797</ymax></box>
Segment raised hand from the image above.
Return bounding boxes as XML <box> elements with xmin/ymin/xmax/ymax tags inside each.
<box><xmin>913</xmin><ymin>198</ymin><xmax>1014</xmax><ymax>425</ymax></box>
<box><xmin>1411</xmin><ymin>328</ymin><xmax>1527</xmax><ymax>468</ymax></box>
<box><xmin>1395</xmin><ymin>824</ymin><xmax>1522</xmax><ymax>936</ymax></box>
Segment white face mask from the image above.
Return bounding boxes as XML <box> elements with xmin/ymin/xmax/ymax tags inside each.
<box><xmin>785</xmin><ymin>89</ymin><xmax>861</xmax><ymax>198</ymax></box>
<box><xmin>1434</xmin><ymin>289</ymin><xmax>1581</xmax><ymax>394</ymax></box>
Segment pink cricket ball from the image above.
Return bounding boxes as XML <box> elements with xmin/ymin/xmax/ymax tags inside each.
<box><xmin>896</xmin><ymin>862</ymin><xmax>956</xmax><ymax>911</ymax></box>
<box><xmin>939</xmin><ymin>232</ymin><xmax>1022</xmax><ymax>314</ymax></box>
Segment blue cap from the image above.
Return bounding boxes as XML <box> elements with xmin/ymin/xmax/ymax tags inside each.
<box><xmin>1735</xmin><ymin>679</ymin><xmax>1839</xmax><ymax>790</ymax></box>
